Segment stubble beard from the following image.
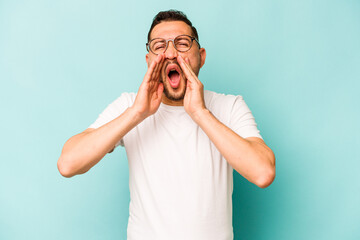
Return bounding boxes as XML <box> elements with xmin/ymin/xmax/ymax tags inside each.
<box><xmin>161</xmin><ymin>78</ymin><xmax>186</xmax><ymax>101</ymax></box>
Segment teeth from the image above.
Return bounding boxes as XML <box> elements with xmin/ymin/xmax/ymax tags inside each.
<box><xmin>168</xmin><ymin>69</ymin><xmax>178</xmax><ymax>76</ymax></box>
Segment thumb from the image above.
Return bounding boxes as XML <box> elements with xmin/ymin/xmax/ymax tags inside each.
<box><xmin>157</xmin><ymin>83</ymin><xmax>164</xmax><ymax>98</ymax></box>
<box><xmin>186</xmin><ymin>79</ymin><xmax>192</xmax><ymax>90</ymax></box>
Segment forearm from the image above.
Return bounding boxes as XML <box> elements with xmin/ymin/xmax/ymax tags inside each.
<box><xmin>58</xmin><ymin>54</ymin><xmax>165</xmax><ymax>178</ymax></box>
<box><xmin>192</xmin><ymin>109</ymin><xmax>275</xmax><ymax>188</ymax></box>
<box><xmin>57</xmin><ymin>106</ymin><xmax>143</xmax><ymax>177</ymax></box>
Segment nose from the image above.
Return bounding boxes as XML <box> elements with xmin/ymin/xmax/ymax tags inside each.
<box><xmin>164</xmin><ymin>40</ymin><xmax>178</xmax><ymax>60</ymax></box>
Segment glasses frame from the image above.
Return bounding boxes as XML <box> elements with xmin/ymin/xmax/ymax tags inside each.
<box><xmin>146</xmin><ymin>34</ymin><xmax>201</xmax><ymax>55</ymax></box>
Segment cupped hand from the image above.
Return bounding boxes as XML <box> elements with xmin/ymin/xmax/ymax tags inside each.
<box><xmin>132</xmin><ymin>54</ymin><xmax>165</xmax><ymax>119</ymax></box>
<box><xmin>177</xmin><ymin>55</ymin><xmax>207</xmax><ymax>119</ymax></box>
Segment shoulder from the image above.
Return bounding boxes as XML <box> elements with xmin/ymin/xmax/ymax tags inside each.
<box><xmin>203</xmin><ymin>90</ymin><xmax>246</xmax><ymax>123</ymax></box>
<box><xmin>102</xmin><ymin>92</ymin><xmax>137</xmax><ymax>114</ymax></box>
<box><xmin>111</xmin><ymin>92</ymin><xmax>137</xmax><ymax>106</ymax></box>
<box><xmin>204</xmin><ymin>90</ymin><xmax>244</xmax><ymax>110</ymax></box>
<box><xmin>117</xmin><ymin>92</ymin><xmax>137</xmax><ymax>102</ymax></box>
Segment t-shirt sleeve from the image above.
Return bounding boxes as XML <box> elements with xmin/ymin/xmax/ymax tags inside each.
<box><xmin>88</xmin><ymin>93</ymin><xmax>133</xmax><ymax>148</ymax></box>
<box><xmin>229</xmin><ymin>95</ymin><xmax>263</xmax><ymax>140</ymax></box>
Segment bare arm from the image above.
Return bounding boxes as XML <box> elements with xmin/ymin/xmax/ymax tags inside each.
<box><xmin>57</xmin><ymin>107</ymin><xmax>143</xmax><ymax>177</ymax></box>
<box><xmin>192</xmin><ymin>109</ymin><xmax>275</xmax><ymax>188</ymax></box>
<box><xmin>57</xmin><ymin>54</ymin><xmax>165</xmax><ymax>178</ymax></box>
<box><xmin>178</xmin><ymin>55</ymin><xmax>275</xmax><ymax>188</ymax></box>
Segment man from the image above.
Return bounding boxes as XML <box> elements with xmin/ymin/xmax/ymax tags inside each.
<box><xmin>57</xmin><ymin>10</ymin><xmax>275</xmax><ymax>240</ymax></box>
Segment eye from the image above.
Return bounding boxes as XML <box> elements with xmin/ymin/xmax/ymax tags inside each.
<box><xmin>175</xmin><ymin>38</ymin><xmax>191</xmax><ymax>48</ymax></box>
<box><xmin>151</xmin><ymin>40</ymin><xmax>166</xmax><ymax>51</ymax></box>
<box><xmin>154</xmin><ymin>45</ymin><xmax>165</xmax><ymax>50</ymax></box>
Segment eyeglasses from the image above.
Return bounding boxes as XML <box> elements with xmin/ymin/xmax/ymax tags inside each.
<box><xmin>146</xmin><ymin>34</ymin><xmax>201</xmax><ymax>55</ymax></box>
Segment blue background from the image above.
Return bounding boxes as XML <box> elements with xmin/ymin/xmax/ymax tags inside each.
<box><xmin>1</xmin><ymin>0</ymin><xmax>359</xmax><ymax>239</ymax></box>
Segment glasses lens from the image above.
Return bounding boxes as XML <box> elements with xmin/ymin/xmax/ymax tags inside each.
<box><xmin>149</xmin><ymin>36</ymin><xmax>193</xmax><ymax>54</ymax></box>
<box><xmin>150</xmin><ymin>39</ymin><xmax>166</xmax><ymax>54</ymax></box>
<box><xmin>175</xmin><ymin>36</ymin><xmax>192</xmax><ymax>52</ymax></box>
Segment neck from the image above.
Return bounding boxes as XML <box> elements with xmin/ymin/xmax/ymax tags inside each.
<box><xmin>161</xmin><ymin>95</ymin><xmax>184</xmax><ymax>106</ymax></box>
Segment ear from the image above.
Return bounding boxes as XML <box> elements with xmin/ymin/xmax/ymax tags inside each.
<box><xmin>146</xmin><ymin>53</ymin><xmax>150</xmax><ymax>67</ymax></box>
<box><xmin>199</xmin><ymin>48</ymin><xmax>206</xmax><ymax>68</ymax></box>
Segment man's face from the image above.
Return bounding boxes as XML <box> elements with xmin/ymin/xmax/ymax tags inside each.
<box><xmin>146</xmin><ymin>21</ymin><xmax>206</xmax><ymax>104</ymax></box>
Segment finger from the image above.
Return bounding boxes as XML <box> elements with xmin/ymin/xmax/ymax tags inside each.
<box><xmin>145</xmin><ymin>55</ymin><xmax>163</xmax><ymax>86</ymax></box>
<box><xmin>184</xmin><ymin>57</ymin><xmax>200</xmax><ymax>81</ymax></box>
<box><xmin>183</xmin><ymin>57</ymin><xmax>203</xmax><ymax>87</ymax></box>
<box><xmin>154</xmin><ymin>54</ymin><xmax>165</xmax><ymax>81</ymax></box>
<box><xmin>157</xmin><ymin>82</ymin><xmax>164</xmax><ymax>98</ymax></box>
<box><xmin>152</xmin><ymin>82</ymin><xmax>164</xmax><ymax>107</ymax></box>
<box><xmin>177</xmin><ymin>55</ymin><xmax>196</xmax><ymax>83</ymax></box>
<box><xmin>151</xmin><ymin>54</ymin><xmax>164</xmax><ymax>82</ymax></box>
<box><xmin>144</xmin><ymin>58</ymin><xmax>158</xmax><ymax>82</ymax></box>
<box><xmin>179</xmin><ymin>55</ymin><xmax>197</xmax><ymax>80</ymax></box>
<box><xmin>146</xmin><ymin>54</ymin><xmax>162</xmax><ymax>81</ymax></box>
<box><xmin>150</xmin><ymin>54</ymin><xmax>161</xmax><ymax>81</ymax></box>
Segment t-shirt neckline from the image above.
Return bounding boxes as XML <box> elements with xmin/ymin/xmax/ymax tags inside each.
<box><xmin>159</xmin><ymin>102</ymin><xmax>185</xmax><ymax>112</ymax></box>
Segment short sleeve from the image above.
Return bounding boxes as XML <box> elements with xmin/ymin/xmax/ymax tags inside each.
<box><xmin>88</xmin><ymin>93</ymin><xmax>134</xmax><ymax>148</ymax></box>
<box><xmin>229</xmin><ymin>96</ymin><xmax>263</xmax><ymax>139</ymax></box>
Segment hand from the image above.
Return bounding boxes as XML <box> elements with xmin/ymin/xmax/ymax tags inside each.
<box><xmin>132</xmin><ymin>54</ymin><xmax>165</xmax><ymax>119</ymax></box>
<box><xmin>177</xmin><ymin>55</ymin><xmax>207</xmax><ymax>119</ymax></box>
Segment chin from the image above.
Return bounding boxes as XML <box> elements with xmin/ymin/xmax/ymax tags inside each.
<box><xmin>163</xmin><ymin>85</ymin><xmax>186</xmax><ymax>101</ymax></box>
<box><xmin>162</xmin><ymin>79</ymin><xmax>187</xmax><ymax>101</ymax></box>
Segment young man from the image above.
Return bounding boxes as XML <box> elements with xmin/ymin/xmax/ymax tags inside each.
<box><xmin>58</xmin><ymin>10</ymin><xmax>275</xmax><ymax>240</ymax></box>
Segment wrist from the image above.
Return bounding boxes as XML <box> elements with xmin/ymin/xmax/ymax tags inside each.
<box><xmin>127</xmin><ymin>106</ymin><xmax>147</xmax><ymax>124</ymax></box>
<box><xmin>191</xmin><ymin>108</ymin><xmax>210</xmax><ymax>123</ymax></box>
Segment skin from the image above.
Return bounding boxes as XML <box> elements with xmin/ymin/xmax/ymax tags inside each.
<box><xmin>57</xmin><ymin>20</ymin><xmax>276</xmax><ymax>188</ymax></box>
<box><xmin>144</xmin><ymin>21</ymin><xmax>205</xmax><ymax>108</ymax></box>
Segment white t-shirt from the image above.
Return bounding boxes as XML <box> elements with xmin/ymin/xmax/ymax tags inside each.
<box><xmin>89</xmin><ymin>90</ymin><xmax>262</xmax><ymax>240</ymax></box>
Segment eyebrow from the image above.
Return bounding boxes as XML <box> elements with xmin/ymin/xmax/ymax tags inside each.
<box><xmin>149</xmin><ymin>34</ymin><xmax>193</xmax><ymax>41</ymax></box>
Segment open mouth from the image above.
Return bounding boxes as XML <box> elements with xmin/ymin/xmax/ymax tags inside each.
<box><xmin>166</xmin><ymin>64</ymin><xmax>181</xmax><ymax>89</ymax></box>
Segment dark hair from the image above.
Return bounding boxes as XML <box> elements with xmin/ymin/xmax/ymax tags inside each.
<box><xmin>147</xmin><ymin>10</ymin><xmax>199</xmax><ymax>42</ymax></box>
